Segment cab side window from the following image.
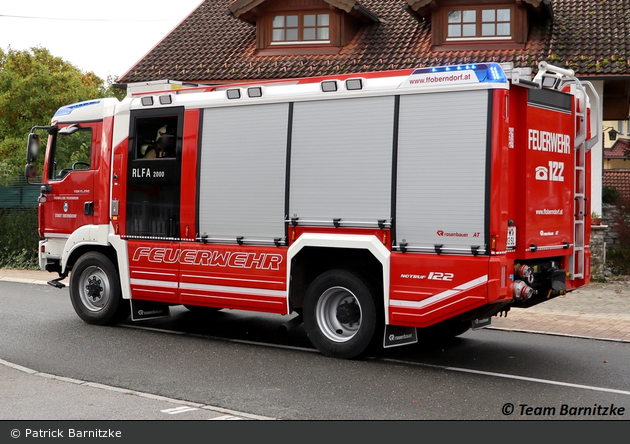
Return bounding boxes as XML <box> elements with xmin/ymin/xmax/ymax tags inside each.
<box><xmin>134</xmin><ymin>116</ymin><xmax>178</xmax><ymax>159</ymax></box>
<box><xmin>49</xmin><ymin>126</ymin><xmax>92</xmax><ymax>180</ymax></box>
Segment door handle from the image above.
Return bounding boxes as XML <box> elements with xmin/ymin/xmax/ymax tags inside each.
<box><xmin>84</xmin><ymin>201</ymin><xmax>94</xmax><ymax>216</ymax></box>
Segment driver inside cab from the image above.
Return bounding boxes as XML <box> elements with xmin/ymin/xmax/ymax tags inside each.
<box><xmin>143</xmin><ymin>125</ymin><xmax>175</xmax><ymax>159</ymax></box>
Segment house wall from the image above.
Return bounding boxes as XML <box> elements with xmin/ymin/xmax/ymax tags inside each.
<box><xmin>604</xmin><ymin>159</ymin><xmax>630</xmax><ymax>170</ymax></box>
<box><xmin>603</xmin><ymin>119</ymin><xmax>630</xmax><ymax>149</ymax></box>
<box><xmin>587</xmin><ymin>80</ymin><xmax>604</xmax><ymax>215</ymax></box>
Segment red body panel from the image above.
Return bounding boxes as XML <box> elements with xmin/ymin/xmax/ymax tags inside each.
<box><xmin>180</xmin><ymin>109</ymin><xmax>200</xmax><ymax>241</ymax></box>
<box><xmin>489</xmin><ymin>89</ymin><xmax>511</xmax><ymax>254</ymax></box>
<box><xmin>127</xmin><ymin>242</ymin><xmax>288</xmax><ymax>313</ymax></box>
<box><xmin>128</xmin><ymin>240</ymin><xmax>180</xmax><ymax>304</ymax></box>
<box><xmin>95</xmin><ymin>117</ymin><xmax>114</xmax><ymax>225</ymax></box>
<box><xmin>111</xmin><ymin>137</ymin><xmax>128</xmax><ymax>236</ymax></box>
<box><xmin>178</xmin><ymin>244</ymin><xmax>287</xmax><ymax>313</ymax></box>
<box><xmin>389</xmin><ymin>254</ymin><xmax>500</xmax><ymax>328</ymax></box>
<box><xmin>516</xmin><ymin>95</ymin><xmax>575</xmax><ymax>258</ymax></box>
<box><xmin>41</xmin><ymin>122</ymin><xmax>102</xmax><ymax>237</ymax></box>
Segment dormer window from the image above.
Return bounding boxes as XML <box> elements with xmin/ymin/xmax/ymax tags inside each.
<box><xmin>446</xmin><ymin>8</ymin><xmax>511</xmax><ymax>41</ymax></box>
<box><xmin>271</xmin><ymin>13</ymin><xmax>330</xmax><ymax>44</ymax></box>
<box><xmin>228</xmin><ymin>0</ymin><xmax>379</xmax><ymax>56</ymax></box>
<box><xmin>405</xmin><ymin>0</ymin><xmax>534</xmax><ymax>50</ymax></box>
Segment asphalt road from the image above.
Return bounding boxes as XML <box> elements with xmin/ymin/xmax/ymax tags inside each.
<box><xmin>1</xmin><ymin>281</ymin><xmax>630</xmax><ymax>420</ymax></box>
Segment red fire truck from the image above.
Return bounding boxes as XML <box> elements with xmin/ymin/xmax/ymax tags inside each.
<box><xmin>25</xmin><ymin>61</ymin><xmax>599</xmax><ymax>358</ymax></box>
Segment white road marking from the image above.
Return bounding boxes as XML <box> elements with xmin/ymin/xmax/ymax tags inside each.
<box><xmin>117</xmin><ymin>325</ymin><xmax>630</xmax><ymax>397</ymax></box>
<box><xmin>118</xmin><ymin>324</ymin><xmax>318</xmax><ymax>353</ymax></box>
<box><xmin>382</xmin><ymin>358</ymin><xmax>630</xmax><ymax>396</ymax></box>
<box><xmin>161</xmin><ymin>406</ymin><xmax>200</xmax><ymax>414</ymax></box>
<box><xmin>208</xmin><ymin>415</ymin><xmax>243</xmax><ymax>420</ymax></box>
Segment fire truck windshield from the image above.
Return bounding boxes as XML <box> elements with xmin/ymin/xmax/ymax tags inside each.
<box><xmin>49</xmin><ymin>127</ymin><xmax>92</xmax><ymax>180</ymax></box>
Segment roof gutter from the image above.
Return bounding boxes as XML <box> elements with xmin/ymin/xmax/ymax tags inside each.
<box><xmin>353</xmin><ymin>4</ymin><xmax>380</xmax><ymax>23</ymax></box>
<box><xmin>401</xmin><ymin>4</ymin><xmax>424</xmax><ymax>24</ymax></box>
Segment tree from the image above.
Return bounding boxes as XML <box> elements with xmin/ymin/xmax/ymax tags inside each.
<box><xmin>0</xmin><ymin>46</ymin><xmax>120</xmax><ymax>184</ymax></box>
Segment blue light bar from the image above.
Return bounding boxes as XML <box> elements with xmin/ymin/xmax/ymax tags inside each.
<box><xmin>412</xmin><ymin>63</ymin><xmax>507</xmax><ymax>84</ymax></box>
<box><xmin>54</xmin><ymin>99</ymin><xmax>102</xmax><ymax>117</ymax></box>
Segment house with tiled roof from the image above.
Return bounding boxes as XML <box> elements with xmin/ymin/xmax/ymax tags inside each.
<box><xmin>605</xmin><ymin>138</ymin><xmax>630</xmax><ymax>170</ymax></box>
<box><xmin>603</xmin><ymin>169</ymin><xmax>630</xmax><ymax>201</ymax></box>
<box><xmin>119</xmin><ymin>0</ymin><xmax>630</xmax><ymax>213</ymax></box>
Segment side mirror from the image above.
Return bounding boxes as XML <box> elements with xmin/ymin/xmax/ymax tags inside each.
<box><xmin>59</xmin><ymin>124</ymin><xmax>79</xmax><ymax>135</ymax></box>
<box><xmin>25</xmin><ymin>163</ymin><xmax>37</xmax><ymax>179</ymax></box>
<box><xmin>26</xmin><ymin>132</ymin><xmax>40</xmax><ymax>163</ymax></box>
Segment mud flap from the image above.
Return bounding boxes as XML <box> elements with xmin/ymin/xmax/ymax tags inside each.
<box><xmin>471</xmin><ymin>316</ymin><xmax>491</xmax><ymax>330</ymax></box>
<box><xmin>383</xmin><ymin>325</ymin><xmax>418</xmax><ymax>348</ymax></box>
<box><xmin>130</xmin><ymin>300</ymin><xmax>170</xmax><ymax>321</ymax></box>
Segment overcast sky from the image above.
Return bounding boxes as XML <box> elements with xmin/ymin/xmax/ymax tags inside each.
<box><xmin>0</xmin><ymin>0</ymin><xmax>203</xmax><ymax>81</ymax></box>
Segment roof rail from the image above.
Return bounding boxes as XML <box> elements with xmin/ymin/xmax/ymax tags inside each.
<box><xmin>124</xmin><ymin>80</ymin><xmax>201</xmax><ymax>96</ymax></box>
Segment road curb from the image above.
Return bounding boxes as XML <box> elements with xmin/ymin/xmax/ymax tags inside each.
<box><xmin>0</xmin><ymin>277</ymin><xmax>51</xmax><ymax>286</ymax></box>
<box><xmin>0</xmin><ymin>358</ymin><xmax>275</xmax><ymax>421</ymax></box>
<box><xmin>487</xmin><ymin>326</ymin><xmax>630</xmax><ymax>344</ymax></box>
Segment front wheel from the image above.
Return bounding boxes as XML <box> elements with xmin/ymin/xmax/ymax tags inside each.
<box><xmin>70</xmin><ymin>252</ymin><xmax>129</xmax><ymax>325</ymax></box>
<box><xmin>303</xmin><ymin>270</ymin><xmax>381</xmax><ymax>359</ymax></box>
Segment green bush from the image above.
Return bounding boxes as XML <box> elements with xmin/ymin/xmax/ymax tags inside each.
<box><xmin>0</xmin><ymin>209</ymin><xmax>40</xmax><ymax>269</ymax></box>
<box><xmin>602</xmin><ymin>185</ymin><xmax>621</xmax><ymax>205</ymax></box>
<box><xmin>607</xmin><ymin>249</ymin><xmax>630</xmax><ymax>276</ymax></box>
<box><xmin>606</xmin><ymin>196</ymin><xmax>630</xmax><ymax>276</ymax></box>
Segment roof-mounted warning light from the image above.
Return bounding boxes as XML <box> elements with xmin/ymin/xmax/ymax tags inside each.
<box><xmin>53</xmin><ymin>100</ymin><xmax>102</xmax><ymax>118</ymax></box>
<box><xmin>410</xmin><ymin>63</ymin><xmax>508</xmax><ymax>84</ymax></box>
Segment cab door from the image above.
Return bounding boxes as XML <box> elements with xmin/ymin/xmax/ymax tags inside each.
<box><xmin>125</xmin><ymin>107</ymin><xmax>184</xmax><ymax>304</ymax></box>
<box><xmin>42</xmin><ymin>122</ymin><xmax>100</xmax><ymax>236</ymax></box>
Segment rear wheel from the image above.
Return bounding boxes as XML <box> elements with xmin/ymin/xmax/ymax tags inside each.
<box><xmin>303</xmin><ymin>270</ymin><xmax>380</xmax><ymax>359</ymax></box>
<box><xmin>70</xmin><ymin>252</ymin><xmax>129</xmax><ymax>325</ymax></box>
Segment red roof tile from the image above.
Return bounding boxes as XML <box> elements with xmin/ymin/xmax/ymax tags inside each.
<box><xmin>605</xmin><ymin>139</ymin><xmax>630</xmax><ymax>159</ymax></box>
<box><xmin>119</xmin><ymin>0</ymin><xmax>630</xmax><ymax>84</ymax></box>
<box><xmin>551</xmin><ymin>0</ymin><xmax>630</xmax><ymax>76</ymax></box>
<box><xmin>603</xmin><ymin>169</ymin><xmax>630</xmax><ymax>200</ymax></box>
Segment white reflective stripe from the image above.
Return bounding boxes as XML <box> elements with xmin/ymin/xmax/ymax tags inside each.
<box><xmin>130</xmin><ymin>278</ymin><xmax>178</xmax><ymax>288</ymax></box>
<box><xmin>131</xmin><ymin>271</ymin><xmax>177</xmax><ymax>279</ymax></box>
<box><xmin>390</xmin><ymin>275</ymin><xmax>488</xmax><ymax>309</ymax></box>
<box><xmin>181</xmin><ymin>273</ymin><xmax>283</xmax><ymax>286</ymax></box>
<box><xmin>455</xmin><ymin>274</ymin><xmax>488</xmax><ymax>291</ymax></box>
<box><xmin>45</xmin><ymin>233</ymin><xmax>70</xmax><ymax>239</ymax></box>
<box><xmin>180</xmin><ymin>282</ymin><xmax>286</xmax><ymax>297</ymax></box>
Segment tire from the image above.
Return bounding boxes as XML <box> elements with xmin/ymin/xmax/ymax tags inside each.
<box><xmin>303</xmin><ymin>270</ymin><xmax>381</xmax><ymax>359</ymax></box>
<box><xmin>69</xmin><ymin>252</ymin><xmax>129</xmax><ymax>325</ymax></box>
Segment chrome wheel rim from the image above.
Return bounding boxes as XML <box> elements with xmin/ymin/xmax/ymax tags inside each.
<box><xmin>315</xmin><ymin>286</ymin><xmax>362</xmax><ymax>343</ymax></box>
<box><xmin>78</xmin><ymin>266</ymin><xmax>110</xmax><ymax>312</ymax></box>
